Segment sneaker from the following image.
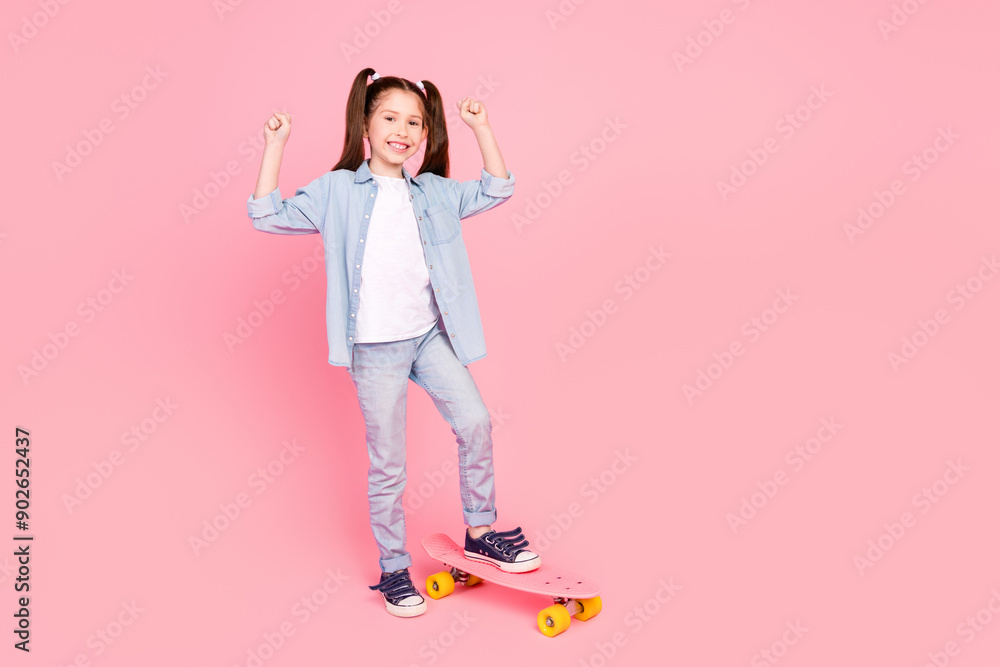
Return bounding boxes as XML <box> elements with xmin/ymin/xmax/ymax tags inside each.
<box><xmin>464</xmin><ymin>526</ymin><xmax>541</xmax><ymax>573</ymax></box>
<box><xmin>368</xmin><ymin>568</ymin><xmax>427</xmax><ymax>617</ymax></box>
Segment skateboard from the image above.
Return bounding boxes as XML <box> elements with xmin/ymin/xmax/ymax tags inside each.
<box><xmin>421</xmin><ymin>532</ymin><xmax>602</xmax><ymax>637</ymax></box>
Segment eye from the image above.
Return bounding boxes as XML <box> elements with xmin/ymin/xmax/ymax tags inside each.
<box><xmin>385</xmin><ymin>115</ymin><xmax>394</xmax><ymax>122</ymax></box>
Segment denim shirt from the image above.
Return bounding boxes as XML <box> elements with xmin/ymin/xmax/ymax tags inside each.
<box><xmin>246</xmin><ymin>159</ymin><xmax>515</xmax><ymax>372</ymax></box>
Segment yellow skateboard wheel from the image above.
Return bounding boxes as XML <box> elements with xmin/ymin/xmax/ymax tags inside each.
<box><xmin>574</xmin><ymin>596</ymin><xmax>602</xmax><ymax>621</ymax></box>
<box><xmin>538</xmin><ymin>603</ymin><xmax>572</xmax><ymax>637</ymax></box>
<box><xmin>465</xmin><ymin>575</ymin><xmax>483</xmax><ymax>587</ymax></box>
<box><xmin>426</xmin><ymin>571</ymin><xmax>455</xmax><ymax>599</ymax></box>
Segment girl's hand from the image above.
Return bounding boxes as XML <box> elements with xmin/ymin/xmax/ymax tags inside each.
<box><xmin>263</xmin><ymin>111</ymin><xmax>291</xmax><ymax>147</ymax></box>
<box><xmin>456</xmin><ymin>97</ymin><xmax>489</xmax><ymax>130</ymax></box>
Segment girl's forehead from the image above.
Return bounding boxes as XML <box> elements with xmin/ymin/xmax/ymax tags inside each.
<box><xmin>376</xmin><ymin>91</ymin><xmax>423</xmax><ymax>115</ymax></box>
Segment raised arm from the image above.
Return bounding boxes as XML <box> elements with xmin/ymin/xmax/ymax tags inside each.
<box><xmin>457</xmin><ymin>96</ymin><xmax>508</xmax><ymax>180</ymax></box>
<box><xmin>246</xmin><ymin>112</ymin><xmax>326</xmax><ymax>235</ymax></box>
<box><xmin>254</xmin><ymin>111</ymin><xmax>290</xmax><ymax>199</ymax></box>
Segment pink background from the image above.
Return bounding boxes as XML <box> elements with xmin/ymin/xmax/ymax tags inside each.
<box><xmin>4</xmin><ymin>0</ymin><xmax>999</xmax><ymax>665</ymax></box>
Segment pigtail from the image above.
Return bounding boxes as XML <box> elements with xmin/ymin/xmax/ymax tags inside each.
<box><xmin>332</xmin><ymin>68</ymin><xmax>376</xmax><ymax>172</ymax></box>
<box><xmin>416</xmin><ymin>80</ymin><xmax>449</xmax><ymax>179</ymax></box>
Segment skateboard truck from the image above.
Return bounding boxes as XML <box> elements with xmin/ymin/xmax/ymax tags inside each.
<box><xmin>431</xmin><ymin>566</ymin><xmax>484</xmax><ymax>591</ymax></box>
<box><xmin>550</xmin><ymin>596</ymin><xmax>583</xmax><ymax>617</ymax></box>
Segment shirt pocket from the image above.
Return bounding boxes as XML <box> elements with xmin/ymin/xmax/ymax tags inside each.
<box><xmin>423</xmin><ymin>202</ymin><xmax>461</xmax><ymax>245</ymax></box>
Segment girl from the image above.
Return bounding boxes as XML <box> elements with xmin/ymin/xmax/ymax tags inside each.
<box><xmin>246</xmin><ymin>68</ymin><xmax>539</xmax><ymax>618</ymax></box>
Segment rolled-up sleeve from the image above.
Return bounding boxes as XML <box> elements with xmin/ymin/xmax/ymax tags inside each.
<box><xmin>447</xmin><ymin>168</ymin><xmax>515</xmax><ymax>219</ymax></box>
<box><xmin>246</xmin><ymin>173</ymin><xmax>328</xmax><ymax>235</ymax></box>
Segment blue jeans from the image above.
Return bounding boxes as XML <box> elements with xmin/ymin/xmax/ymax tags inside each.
<box><xmin>347</xmin><ymin>317</ymin><xmax>497</xmax><ymax>573</ymax></box>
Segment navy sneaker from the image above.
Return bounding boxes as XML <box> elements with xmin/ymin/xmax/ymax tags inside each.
<box><xmin>464</xmin><ymin>526</ymin><xmax>540</xmax><ymax>573</ymax></box>
<box><xmin>368</xmin><ymin>568</ymin><xmax>427</xmax><ymax>617</ymax></box>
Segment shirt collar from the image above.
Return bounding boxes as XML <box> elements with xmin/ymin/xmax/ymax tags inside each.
<box><xmin>355</xmin><ymin>159</ymin><xmax>417</xmax><ymax>188</ymax></box>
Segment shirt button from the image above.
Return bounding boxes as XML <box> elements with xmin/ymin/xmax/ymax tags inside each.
<box><xmin>435</xmin><ymin>288</ymin><xmax>439</xmax><ymax>292</ymax></box>
<box><xmin>370</xmin><ymin>193</ymin><xmax>375</xmax><ymax>198</ymax></box>
<box><xmin>418</xmin><ymin>216</ymin><xmax>422</xmax><ymax>220</ymax></box>
<box><xmin>356</xmin><ymin>264</ymin><xmax>360</xmax><ymax>269</ymax></box>
<box><xmin>451</xmin><ymin>334</ymin><xmax>455</xmax><ymax>337</ymax></box>
<box><xmin>359</xmin><ymin>238</ymin><xmax>364</xmax><ymax>243</ymax></box>
<box><xmin>429</xmin><ymin>265</ymin><xmax>433</xmax><ymax>269</ymax></box>
<box><xmin>364</xmin><ymin>214</ymin><xmax>369</xmax><ymax>219</ymax></box>
<box><xmin>349</xmin><ymin>336</ymin><xmax>353</xmax><ymax>340</ymax></box>
<box><xmin>443</xmin><ymin>311</ymin><xmax>448</xmax><ymax>315</ymax></box>
<box><xmin>350</xmin><ymin>313</ymin><xmax>355</xmax><ymax>318</ymax></box>
<box><xmin>354</xmin><ymin>288</ymin><xmax>358</xmax><ymax>293</ymax></box>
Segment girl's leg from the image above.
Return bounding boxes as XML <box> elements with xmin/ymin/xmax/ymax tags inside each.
<box><xmin>408</xmin><ymin>321</ymin><xmax>497</xmax><ymax>529</ymax></box>
<box><xmin>348</xmin><ymin>339</ymin><xmax>415</xmax><ymax>573</ymax></box>
<box><xmin>408</xmin><ymin>320</ymin><xmax>540</xmax><ymax>573</ymax></box>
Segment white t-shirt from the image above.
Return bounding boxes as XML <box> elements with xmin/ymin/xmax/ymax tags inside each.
<box><xmin>353</xmin><ymin>173</ymin><xmax>441</xmax><ymax>343</ymax></box>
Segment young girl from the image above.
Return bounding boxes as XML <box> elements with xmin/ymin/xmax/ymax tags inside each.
<box><xmin>246</xmin><ymin>68</ymin><xmax>539</xmax><ymax>618</ymax></box>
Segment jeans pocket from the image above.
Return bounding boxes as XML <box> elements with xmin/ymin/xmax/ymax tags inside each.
<box><xmin>423</xmin><ymin>202</ymin><xmax>460</xmax><ymax>244</ymax></box>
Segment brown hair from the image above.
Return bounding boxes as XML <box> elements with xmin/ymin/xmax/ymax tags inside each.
<box><xmin>332</xmin><ymin>67</ymin><xmax>450</xmax><ymax>178</ymax></box>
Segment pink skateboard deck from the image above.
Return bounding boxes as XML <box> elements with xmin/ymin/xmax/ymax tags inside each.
<box><xmin>421</xmin><ymin>532</ymin><xmax>602</xmax><ymax>637</ymax></box>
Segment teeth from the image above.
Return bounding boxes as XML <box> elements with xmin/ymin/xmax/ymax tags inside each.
<box><xmin>390</xmin><ymin>142</ymin><xmax>407</xmax><ymax>149</ymax></box>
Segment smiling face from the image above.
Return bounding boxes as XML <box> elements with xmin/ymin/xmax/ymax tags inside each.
<box><xmin>363</xmin><ymin>89</ymin><xmax>428</xmax><ymax>177</ymax></box>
